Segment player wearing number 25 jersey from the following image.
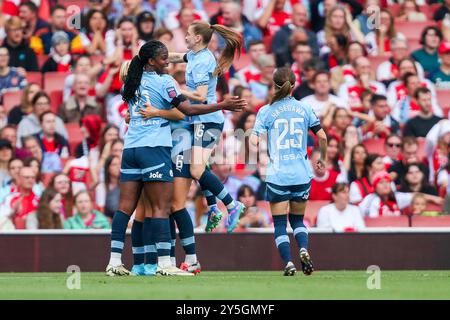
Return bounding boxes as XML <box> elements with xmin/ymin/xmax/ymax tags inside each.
<box><xmin>251</xmin><ymin>67</ymin><xmax>328</xmax><ymax>277</ymax></box>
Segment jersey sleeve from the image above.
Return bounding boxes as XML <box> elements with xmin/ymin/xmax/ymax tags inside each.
<box><xmin>307</xmin><ymin>105</ymin><xmax>321</xmax><ymax>128</ymax></box>
<box><xmin>161</xmin><ymin>76</ymin><xmax>181</xmax><ymax>104</ymax></box>
<box><xmin>252</xmin><ymin>107</ymin><xmax>268</xmax><ymax>136</ymax></box>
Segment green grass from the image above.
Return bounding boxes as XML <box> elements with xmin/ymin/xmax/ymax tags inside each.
<box><xmin>0</xmin><ymin>271</ymin><xmax>449</xmax><ymax>300</ymax></box>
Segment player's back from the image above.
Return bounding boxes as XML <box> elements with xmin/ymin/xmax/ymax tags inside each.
<box><xmin>255</xmin><ymin>97</ymin><xmax>320</xmax><ymax>186</ymax></box>
<box><xmin>125</xmin><ymin>71</ymin><xmax>176</xmax><ymax>149</ymax></box>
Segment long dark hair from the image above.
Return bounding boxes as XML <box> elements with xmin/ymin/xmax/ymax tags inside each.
<box><xmin>104</xmin><ymin>155</ymin><xmax>119</xmax><ymax>192</ymax></box>
<box><xmin>348</xmin><ymin>144</ymin><xmax>368</xmax><ymax>183</ymax></box>
<box><xmin>362</xmin><ymin>153</ymin><xmax>382</xmax><ymax>180</ymax></box>
<box><xmin>122</xmin><ymin>40</ymin><xmax>167</xmax><ymax>103</ymax></box>
<box><xmin>50</xmin><ymin>173</ymin><xmax>74</xmax><ymax>218</ymax></box>
<box><xmin>271</xmin><ymin>67</ymin><xmax>296</xmax><ymax>104</ymax></box>
<box><xmin>36</xmin><ymin>188</ymin><xmax>63</xmax><ymax>229</ymax></box>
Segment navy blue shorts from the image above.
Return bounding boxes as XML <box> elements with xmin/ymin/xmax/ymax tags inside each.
<box><xmin>265</xmin><ymin>182</ymin><xmax>311</xmax><ymax>203</ymax></box>
<box><xmin>120</xmin><ymin>146</ymin><xmax>173</xmax><ymax>182</ymax></box>
<box><xmin>192</xmin><ymin>122</ymin><xmax>224</xmax><ymax>149</ymax></box>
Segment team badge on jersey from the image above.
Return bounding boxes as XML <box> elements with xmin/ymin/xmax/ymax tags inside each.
<box><xmin>167</xmin><ymin>87</ymin><xmax>177</xmax><ymax>98</ymax></box>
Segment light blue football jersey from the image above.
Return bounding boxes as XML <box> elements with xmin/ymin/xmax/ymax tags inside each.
<box><xmin>124</xmin><ymin>71</ymin><xmax>180</xmax><ymax>149</ymax></box>
<box><xmin>253</xmin><ymin>96</ymin><xmax>320</xmax><ymax>186</ymax></box>
<box><xmin>185</xmin><ymin>48</ymin><xmax>224</xmax><ymax>124</ymax></box>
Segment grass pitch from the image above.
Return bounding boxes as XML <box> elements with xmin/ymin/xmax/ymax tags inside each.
<box><xmin>0</xmin><ymin>271</ymin><xmax>449</xmax><ymax>300</ymax></box>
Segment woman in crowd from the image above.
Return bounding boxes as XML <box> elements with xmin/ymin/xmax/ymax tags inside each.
<box><xmin>49</xmin><ymin>173</ymin><xmax>74</xmax><ymax>219</ymax></box>
<box><xmin>95</xmin><ymin>155</ymin><xmax>120</xmax><ymax>218</ymax></box>
<box><xmin>349</xmin><ymin>154</ymin><xmax>386</xmax><ymax>204</ymax></box>
<box><xmin>64</xmin><ymin>190</ymin><xmax>110</xmax><ymax>229</ymax></box>
<box><xmin>237</xmin><ymin>184</ymin><xmax>271</xmax><ymax>228</ymax></box>
<box><xmin>26</xmin><ymin>188</ymin><xmax>63</xmax><ymax>229</ymax></box>
<box><xmin>72</xmin><ymin>9</ymin><xmax>109</xmax><ymax>56</ymax></box>
<box><xmin>399</xmin><ymin>163</ymin><xmax>439</xmax><ymax>196</ymax></box>
<box><xmin>347</xmin><ymin>144</ymin><xmax>368</xmax><ymax>183</ymax></box>
<box><xmin>7</xmin><ymin>83</ymin><xmax>41</xmax><ymax>126</ymax></box>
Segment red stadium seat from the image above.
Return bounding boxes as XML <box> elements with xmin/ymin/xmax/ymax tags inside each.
<box><xmin>41</xmin><ymin>173</ymin><xmax>56</xmax><ymax>187</ymax></box>
<box><xmin>408</xmin><ymin>39</ymin><xmax>422</xmax><ymax>54</ymax></box>
<box><xmin>305</xmin><ymin>200</ymin><xmax>330</xmax><ymax>227</ymax></box>
<box><xmin>388</xmin><ymin>4</ymin><xmax>400</xmax><ymax>16</ymax></box>
<box><xmin>396</xmin><ymin>21</ymin><xmax>436</xmax><ymax>40</ymax></box>
<box><xmin>65</xmin><ymin>123</ymin><xmax>83</xmax><ymax>155</ymax></box>
<box><xmin>49</xmin><ymin>90</ymin><xmax>63</xmax><ymax>113</ymax></box>
<box><xmin>37</xmin><ymin>55</ymin><xmax>48</xmax><ymax>69</ymax></box>
<box><xmin>363</xmin><ymin>138</ymin><xmax>386</xmax><ymax>156</ymax></box>
<box><xmin>204</xmin><ymin>1</ymin><xmax>220</xmax><ymax>17</ymax></box>
<box><xmin>233</xmin><ymin>53</ymin><xmax>251</xmax><ymax>71</ymax></box>
<box><xmin>44</xmin><ymin>72</ymin><xmax>70</xmax><ymax>92</ymax></box>
<box><xmin>411</xmin><ymin>216</ymin><xmax>450</xmax><ymax>227</ymax></box>
<box><xmin>26</xmin><ymin>72</ymin><xmax>43</xmax><ymax>87</ymax></box>
<box><xmin>65</xmin><ymin>0</ymin><xmax>89</xmax><ymax>8</ymax></box>
<box><xmin>364</xmin><ymin>216</ymin><xmax>409</xmax><ymax>227</ymax></box>
<box><xmin>3</xmin><ymin>90</ymin><xmax>23</xmax><ymax>113</ymax></box>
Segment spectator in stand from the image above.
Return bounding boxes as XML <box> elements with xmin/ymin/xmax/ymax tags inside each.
<box><xmin>347</xmin><ymin>144</ymin><xmax>368</xmax><ymax>183</ymax></box>
<box><xmin>2</xmin><ymin>17</ymin><xmax>38</xmax><ymax>72</ymax></box>
<box><xmin>0</xmin><ymin>46</ymin><xmax>26</xmax><ymax>95</ymax></box>
<box><xmin>58</xmin><ymin>74</ymin><xmax>101</xmax><ymax>124</ymax></box>
<box><xmin>322</xmin><ymin>33</ymin><xmax>348</xmax><ymax>71</ymax></box>
<box><xmin>0</xmin><ymin>104</ymin><xmax>6</xmax><ymax>129</ymax></box>
<box><xmin>383</xmin><ymin>134</ymin><xmax>402</xmax><ymax>170</ymax></box>
<box><xmin>322</xmin><ymin>107</ymin><xmax>353</xmax><ymax>142</ymax></box>
<box><xmin>301</xmin><ymin>71</ymin><xmax>346</xmax><ymax>118</ymax></box>
<box><xmin>26</xmin><ymin>187</ymin><xmax>63</xmax><ymax>229</ymax></box>
<box><xmin>0</xmin><ymin>158</ymin><xmax>23</xmax><ymax>202</ymax></box>
<box><xmin>164</xmin><ymin>0</ymin><xmax>208</xmax><ymax>31</ymax></box>
<box><xmin>332</xmin><ymin>41</ymin><xmax>366</xmax><ymax>87</ymax></box>
<box><xmin>248</xmin><ymin>54</ymin><xmax>275</xmax><ymax>102</ymax></box>
<box><xmin>71</xmin><ymin>9</ymin><xmax>108</xmax><ymax>56</ymax></box>
<box><xmin>0</xmin><ymin>166</ymin><xmax>39</xmax><ymax>229</ymax></box>
<box><xmin>237</xmin><ymin>184</ymin><xmax>271</xmax><ymax>228</ymax></box>
<box><xmin>433</xmin><ymin>0</ymin><xmax>450</xmax><ymax>22</ymax></box>
<box><xmin>353</xmin><ymin>0</ymin><xmax>379</xmax><ymax>36</ymax></box>
<box><xmin>310</xmin><ymin>0</ymin><xmax>363</xmax><ymax>33</ymax></box>
<box><xmin>136</xmin><ymin>11</ymin><xmax>155</xmax><ymax>43</ymax></box>
<box><xmin>388</xmin><ymin>136</ymin><xmax>430</xmax><ymax>187</ymax></box>
<box><xmin>95</xmin><ymin>154</ymin><xmax>120</xmax><ymax>218</ymax></box>
<box><xmin>95</xmin><ymin>124</ymin><xmax>121</xmax><ymax>181</ymax></box>
<box><xmin>365</xmin><ymin>8</ymin><xmax>405</xmax><ymax>56</ymax></box>
<box><xmin>23</xmin><ymin>156</ymin><xmax>44</xmax><ymax>196</ymax></box>
<box><xmin>234</xmin><ymin>40</ymin><xmax>265</xmax><ymax>88</ymax></box>
<box><xmin>49</xmin><ymin>173</ymin><xmax>74</xmax><ymax>218</ymax></box>
<box><xmin>218</xmin><ymin>0</ymin><xmax>262</xmax><ymax>51</ymax></box>
<box><xmin>376</xmin><ymin>37</ymin><xmax>424</xmax><ymax>87</ymax></box>
<box><xmin>105</xmin><ymin>17</ymin><xmax>144</xmax><ymax>67</ymax></box>
<box><xmin>392</xmin><ymin>73</ymin><xmax>443</xmax><ymax>125</ymax></box>
<box><xmin>7</xmin><ymin>82</ymin><xmax>40</xmax><ymax>126</ymax></box>
<box><xmin>407</xmin><ymin>193</ymin><xmax>429</xmax><ymax>216</ymax></box>
<box><xmin>317</xmin><ymin>5</ymin><xmax>365</xmax><ymax>57</ymax></box>
<box><xmin>63</xmin><ymin>55</ymin><xmax>101</xmax><ymax>102</ymax></box>
<box><xmin>290</xmin><ymin>41</ymin><xmax>313</xmax><ymax>87</ymax></box>
<box><xmin>41</xmin><ymin>31</ymin><xmax>72</xmax><ymax>73</ymax></box>
<box><xmin>386</xmin><ymin>57</ymin><xmax>432</xmax><ymax>108</ymax></box>
<box><xmin>361</xmin><ymin>94</ymin><xmax>400</xmax><ymax>140</ymax></box>
<box><xmin>425</xmin><ymin>120</ymin><xmax>450</xmax><ymax>191</ymax></box>
<box><xmin>429</xmin><ymin>41</ymin><xmax>450</xmax><ymax>90</ymax></box>
<box><xmin>169</xmin><ymin>8</ymin><xmax>194</xmax><ymax>52</ymax></box>
<box><xmin>0</xmin><ymin>125</ymin><xmax>30</xmax><ymax>159</ymax></box>
<box><xmin>310</xmin><ymin>144</ymin><xmax>347</xmax><ymax>201</ymax></box>
<box><xmin>293</xmin><ymin>58</ymin><xmax>324</xmax><ymax>100</ymax></box>
<box><xmin>272</xmin><ymin>3</ymin><xmax>319</xmax><ymax>67</ymax></box>
<box><xmin>400</xmin><ymin>163</ymin><xmax>439</xmax><ymax>196</ymax></box>
<box><xmin>18</xmin><ymin>1</ymin><xmax>50</xmax><ymax>40</ymax></box>
<box><xmin>411</xmin><ymin>26</ymin><xmax>442</xmax><ymax>76</ymax></box>
<box><xmin>316</xmin><ymin>183</ymin><xmax>365</xmax><ymax>231</ymax></box>
<box><xmin>35</xmin><ymin>5</ymin><xmax>77</xmax><ymax>55</ymax></box>
<box><xmin>153</xmin><ymin>27</ymin><xmax>174</xmax><ymax>51</ymax></box>
<box><xmin>22</xmin><ymin>136</ymin><xmax>43</xmax><ymax>166</ymax></box>
<box><xmin>338</xmin><ymin>56</ymin><xmax>386</xmax><ymax>112</ymax></box>
<box><xmin>210</xmin><ymin>162</ymin><xmax>243</xmax><ymax>201</ymax></box>
<box><xmin>0</xmin><ymin>138</ymin><xmax>13</xmax><ymax>185</ymax></box>
<box><xmin>403</xmin><ymin>88</ymin><xmax>442</xmax><ymax>138</ymax></box>
<box><xmin>64</xmin><ymin>190</ymin><xmax>110</xmax><ymax>229</ymax></box>
<box><xmin>397</xmin><ymin>0</ymin><xmax>427</xmax><ymax>22</ymax></box>
<box><xmin>359</xmin><ymin>171</ymin><xmax>442</xmax><ymax>217</ymax></box>
<box><xmin>254</xmin><ymin>0</ymin><xmax>291</xmax><ymax>37</ymax></box>
<box><xmin>34</xmin><ymin>111</ymin><xmax>70</xmax><ymax>174</ymax></box>
<box><xmin>17</xmin><ymin>91</ymin><xmax>68</xmax><ymax>148</ymax></box>
<box><xmin>349</xmin><ymin>153</ymin><xmax>385</xmax><ymax>204</ymax></box>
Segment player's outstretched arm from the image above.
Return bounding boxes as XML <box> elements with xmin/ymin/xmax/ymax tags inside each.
<box><xmin>175</xmin><ymin>95</ymin><xmax>247</xmax><ymax>116</ymax></box>
<box><xmin>169</xmin><ymin>52</ymin><xmax>187</xmax><ymax>64</ymax></box>
<box><xmin>139</xmin><ymin>103</ymin><xmax>185</xmax><ymax>120</ymax></box>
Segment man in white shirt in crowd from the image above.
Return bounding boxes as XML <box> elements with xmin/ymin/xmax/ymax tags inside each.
<box><xmin>316</xmin><ymin>183</ymin><xmax>366</xmax><ymax>232</ymax></box>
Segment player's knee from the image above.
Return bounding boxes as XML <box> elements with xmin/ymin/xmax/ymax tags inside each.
<box><xmin>189</xmin><ymin>165</ymin><xmax>204</xmax><ymax>180</ymax></box>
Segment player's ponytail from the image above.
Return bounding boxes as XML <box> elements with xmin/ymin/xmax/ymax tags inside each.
<box><xmin>271</xmin><ymin>67</ymin><xmax>296</xmax><ymax>105</ymax></box>
<box><xmin>122</xmin><ymin>40</ymin><xmax>167</xmax><ymax>103</ymax></box>
<box><xmin>191</xmin><ymin>21</ymin><xmax>242</xmax><ymax>77</ymax></box>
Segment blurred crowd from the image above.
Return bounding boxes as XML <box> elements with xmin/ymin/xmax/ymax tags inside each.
<box><xmin>0</xmin><ymin>0</ymin><xmax>449</xmax><ymax>232</ymax></box>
